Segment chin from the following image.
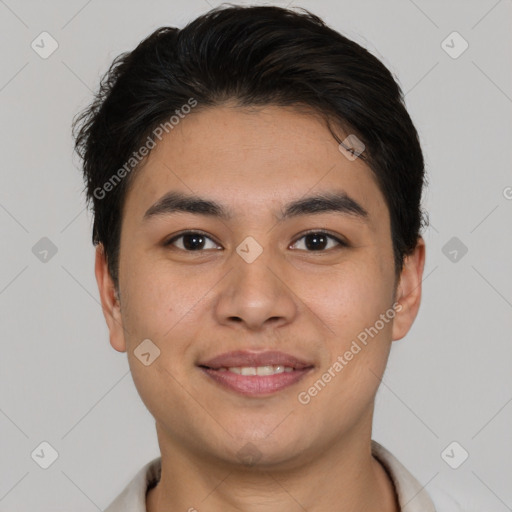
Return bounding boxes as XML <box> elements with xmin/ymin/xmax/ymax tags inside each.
<box><xmin>219</xmin><ymin>430</ymin><xmax>309</xmax><ymax>468</ymax></box>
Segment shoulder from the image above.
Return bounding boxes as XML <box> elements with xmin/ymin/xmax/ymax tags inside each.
<box><xmin>372</xmin><ymin>441</ymin><xmax>437</xmax><ymax>511</ymax></box>
<box><xmin>372</xmin><ymin>440</ymin><xmax>492</xmax><ymax>512</ymax></box>
<box><xmin>428</xmin><ymin>487</ymin><xmax>465</xmax><ymax>511</ymax></box>
<box><xmin>371</xmin><ymin>441</ymin><xmax>488</xmax><ymax>512</ymax></box>
<box><xmin>429</xmin><ymin>485</ymin><xmax>495</xmax><ymax>512</ymax></box>
<box><xmin>104</xmin><ymin>457</ymin><xmax>162</xmax><ymax>512</ymax></box>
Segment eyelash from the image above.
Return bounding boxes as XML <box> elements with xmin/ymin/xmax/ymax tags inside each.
<box><xmin>164</xmin><ymin>230</ymin><xmax>348</xmax><ymax>252</ymax></box>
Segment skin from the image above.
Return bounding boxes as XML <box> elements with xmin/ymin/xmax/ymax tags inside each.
<box><xmin>95</xmin><ymin>104</ymin><xmax>425</xmax><ymax>512</ymax></box>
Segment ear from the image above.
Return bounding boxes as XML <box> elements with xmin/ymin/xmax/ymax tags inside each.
<box><xmin>95</xmin><ymin>244</ymin><xmax>127</xmax><ymax>352</ymax></box>
<box><xmin>392</xmin><ymin>237</ymin><xmax>426</xmax><ymax>341</ymax></box>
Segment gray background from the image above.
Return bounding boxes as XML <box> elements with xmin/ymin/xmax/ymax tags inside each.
<box><xmin>0</xmin><ymin>0</ymin><xmax>511</xmax><ymax>510</ymax></box>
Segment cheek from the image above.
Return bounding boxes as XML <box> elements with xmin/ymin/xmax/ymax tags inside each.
<box><xmin>296</xmin><ymin>260</ymin><xmax>393</xmax><ymax>337</ymax></box>
<box><xmin>297</xmin><ymin>294</ymin><xmax>394</xmax><ymax>433</ymax></box>
<box><xmin>120</xmin><ymin>258</ymin><xmax>200</xmax><ymax>341</ymax></box>
<box><xmin>120</xmin><ymin>264</ymin><xmax>204</xmax><ymax>420</ymax></box>
<box><xmin>296</xmin><ymin>257</ymin><xmax>396</xmax><ymax>401</ymax></box>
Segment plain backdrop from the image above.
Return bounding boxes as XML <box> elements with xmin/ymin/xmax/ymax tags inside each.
<box><xmin>0</xmin><ymin>0</ymin><xmax>511</xmax><ymax>510</ymax></box>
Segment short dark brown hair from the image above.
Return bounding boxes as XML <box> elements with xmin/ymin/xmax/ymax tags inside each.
<box><xmin>73</xmin><ymin>5</ymin><xmax>427</xmax><ymax>289</ymax></box>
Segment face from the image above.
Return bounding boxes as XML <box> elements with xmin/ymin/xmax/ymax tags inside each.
<box><xmin>96</xmin><ymin>104</ymin><xmax>424</xmax><ymax>468</ymax></box>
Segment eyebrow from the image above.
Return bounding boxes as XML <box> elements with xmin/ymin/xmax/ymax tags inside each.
<box><xmin>142</xmin><ymin>190</ymin><xmax>369</xmax><ymax>223</ymax></box>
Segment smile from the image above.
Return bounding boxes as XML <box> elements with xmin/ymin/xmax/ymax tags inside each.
<box><xmin>199</xmin><ymin>365</ymin><xmax>313</xmax><ymax>396</ymax></box>
<box><xmin>218</xmin><ymin>365</ymin><xmax>295</xmax><ymax>375</ymax></box>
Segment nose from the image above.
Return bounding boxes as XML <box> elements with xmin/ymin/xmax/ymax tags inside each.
<box><xmin>213</xmin><ymin>246</ymin><xmax>298</xmax><ymax>332</ymax></box>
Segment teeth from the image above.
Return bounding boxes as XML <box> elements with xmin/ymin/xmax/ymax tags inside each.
<box><xmin>220</xmin><ymin>366</ymin><xmax>294</xmax><ymax>375</ymax></box>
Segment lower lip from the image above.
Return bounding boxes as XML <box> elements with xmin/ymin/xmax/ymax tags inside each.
<box><xmin>200</xmin><ymin>367</ymin><xmax>313</xmax><ymax>396</ymax></box>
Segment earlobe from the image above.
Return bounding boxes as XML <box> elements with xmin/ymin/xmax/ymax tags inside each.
<box><xmin>391</xmin><ymin>237</ymin><xmax>426</xmax><ymax>342</ymax></box>
<box><xmin>94</xmin><ymin>244</ymin><xmax>127</xmax><ymax>353</ymax></box>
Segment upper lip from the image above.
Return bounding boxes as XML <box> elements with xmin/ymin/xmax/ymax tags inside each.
<box><xmin>199</xmin><ymin>350</ymin><xmax>314</xmax><ymax>370</ymax></box>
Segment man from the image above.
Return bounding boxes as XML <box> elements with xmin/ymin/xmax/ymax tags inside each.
<box><xmin>73</xmin><ymin>5</ymin><xmax>461</xmax><ymax>511</ymax></box>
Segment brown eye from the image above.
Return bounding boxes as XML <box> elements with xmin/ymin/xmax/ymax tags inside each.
<box><xmin>290</xmin><ymin>231</ymin><xmax>346</xmax><ymax>251</ymax></box>
<box><xmin>165</xmin><ymin>231</ymin><xmax>221</xmax><ymax>251</ymax></box>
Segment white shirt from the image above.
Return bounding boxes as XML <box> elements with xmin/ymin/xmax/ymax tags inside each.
<box><xmin>104</xmin><ymin>441</ymin><xmax>463</xmax><ymax>511</ymax></box>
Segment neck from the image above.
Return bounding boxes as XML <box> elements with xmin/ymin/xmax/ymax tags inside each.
<box><xmin>146</xmin><ymin>421</ymin><xmax>399</xmax><ymax>512</ymax></box>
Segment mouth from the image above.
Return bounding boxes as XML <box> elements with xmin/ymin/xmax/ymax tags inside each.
<box><xmin>197</xmin><ymin>350</ymin><xmax>315</xmax><ymax>396</ymax></box>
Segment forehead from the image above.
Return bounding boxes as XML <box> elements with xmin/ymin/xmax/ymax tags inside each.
<box><xmin>122</xmin><ymin>105</ymin><xmax>387</xmax><ymax>226</ymax></box>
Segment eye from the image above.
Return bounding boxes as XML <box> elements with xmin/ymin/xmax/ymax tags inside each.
<box><xmin>290</xmin><ymin>231</ymin><xmax>347</xmax><ymax>251</ymax></box>
<box><xmin>164</xmin><ymin>231</ymin><xmax>221</xmax><ymax>251</ymax></box>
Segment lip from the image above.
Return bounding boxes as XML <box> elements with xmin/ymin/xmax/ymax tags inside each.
<box><xmin>198</xmin><ymin>350</ymin><xmax>313</xmax><ymax>370</ymax></box>
<box><xmin>200</xmin><ymin>367</ymin><xmax>313</xmax><ymax>396</ymax></box>
<box><xmin>198</xmin><ymin>350</ymin><xmax>315</xmax><ymax>397</ymax></box>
